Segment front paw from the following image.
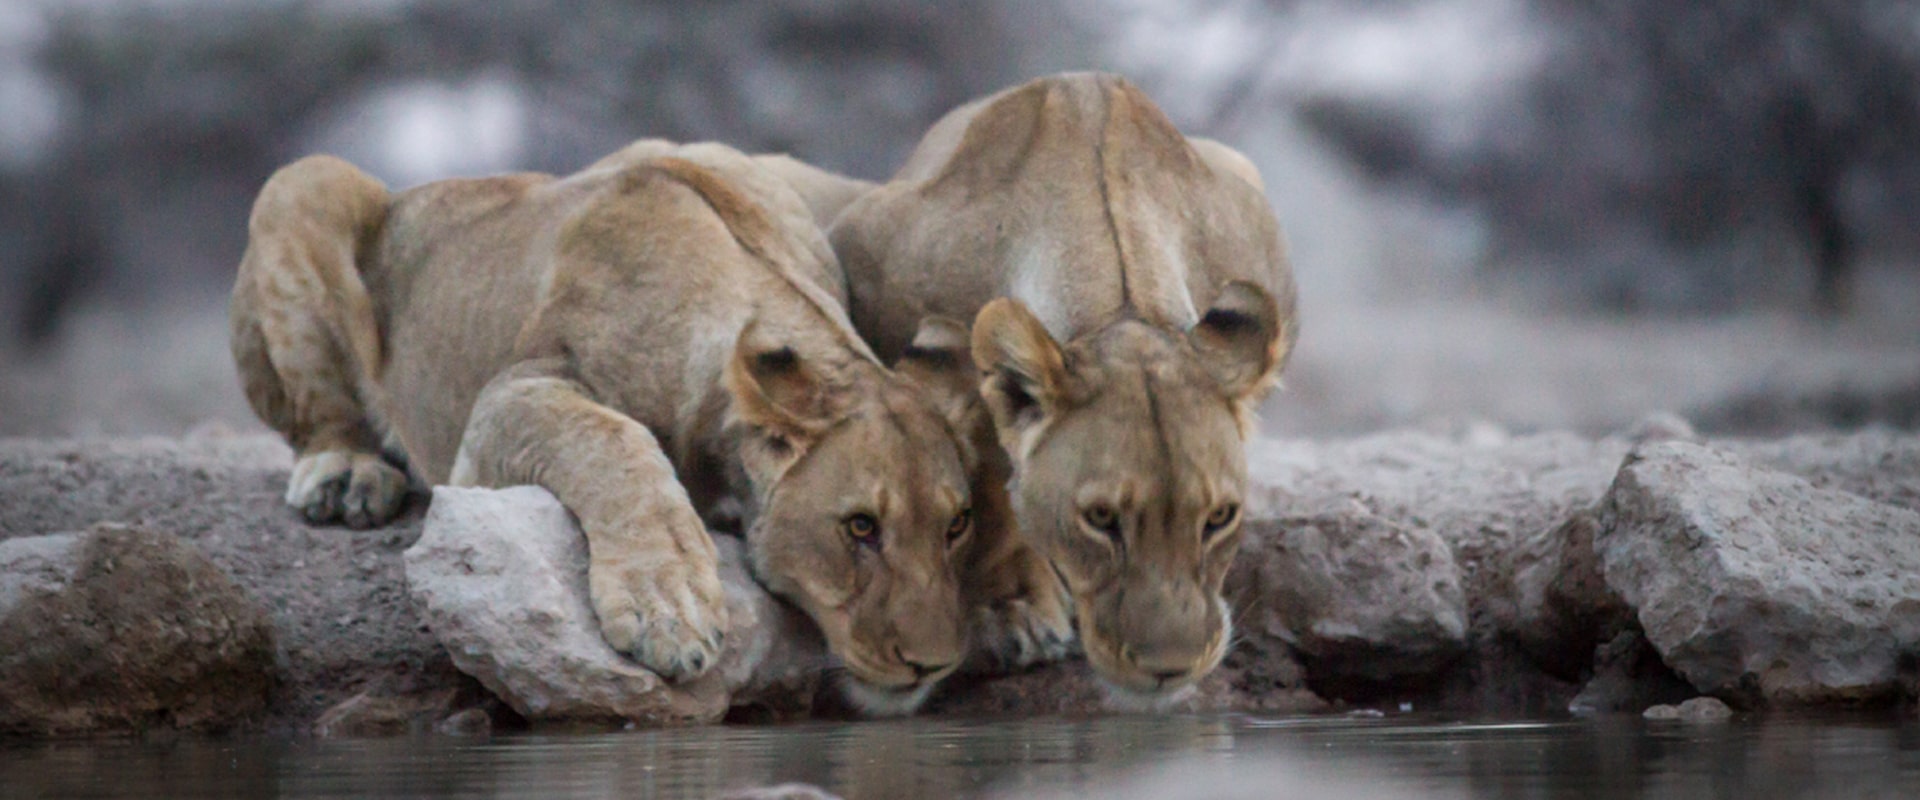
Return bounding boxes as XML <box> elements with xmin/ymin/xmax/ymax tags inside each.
<box><xmin>588</xmin><ymin>555</ymin><xmax>729</xmax><ymax>682</ymax></box>
<box><xmin>286</xmin><ymin>450</ymin><xmax>409</xmax><ymax>528</ymax></box>
<box><xmin>971</xmin><ymin>568</ymin><xmax>1076</xmax><ymax>672</ymax></box>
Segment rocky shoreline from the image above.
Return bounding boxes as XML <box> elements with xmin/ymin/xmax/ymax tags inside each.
<box><xmin>3</xmin><ymin>422</ymin><xmax>1916</xmax><ymax>737</ymax></box>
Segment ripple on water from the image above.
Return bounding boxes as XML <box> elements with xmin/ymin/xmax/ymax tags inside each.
<box><xmin>3</xmin><ymin>712</ymin><xmax>1919</xmax><ymax>799</ymax></box>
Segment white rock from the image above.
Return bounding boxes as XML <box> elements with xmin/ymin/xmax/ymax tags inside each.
<box><xmin>1597</xmin><ymin>441</ymin><xmax>1920</xmax><ymax>704</ymax></box>
<box><xmin>1643</xmin><ymin>696</ymin><xmax>1734</xmax><ymax>722</ymax></box>
<box><xmin>403</xmin><ymin>486</ymin><xmax>825</xmax><ymax>725</ymax></box>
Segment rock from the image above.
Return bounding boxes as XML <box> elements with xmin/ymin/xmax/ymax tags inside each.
<box><xmin>1597</xmin><ymin>440</ymin><xmax>1920</xmax><ymax>704</ymax></box>
<box><xmin>1623</xmin><ymin>411</ymin><xmax>1698</xmax><ymax>444</ymax></box>
<box><xmin>1643</xmin><ymin>696</ymin><xmax>1735</xmax><ymax>722</ymax></box>
<box><xmin>1727</xmin><ymin>430</ymin><xmax>1920</xmax><ymax>513</ymax></box>
<box><xmin>402</xmin><ymin>486</ymin><xmax>826</xmax><ymax>726</ymax></box>
<box><xmin>1508</xmin><ymin>511</ymin><xmax>1631</xmax><ymax>678</ymax></box>
<box><xmin>313</xmin><ymin>689</ymin><xmax>457</xmax><ymax>738</ymax></box>
<box><xmin>1229</xmin><ymin>503</ymin><xmax>1468</xmax><ymax>686</ymax></box>
<box><xmin>0</xmin><ymin>523</ymin><xmax>277</xmax><ymax>736</ymax></box>
<box><xmin>0</xmin><ymin>433</ymin><xmax>446</xmax><ymax>735</ymax></box>
<box><xmin>1244</xmin><ymin>431</ymin><xmax>1631</xmax><ymax>709</ymax></box>
<box><xmin>1566</xmin><ymin>629</ymin><xmax>1695</xmax><ymax>714</ymax></box>
<box><xmin>434</xmin><ymin>708</ymin><xmax>492</xmax><ymax>736</ymax></box>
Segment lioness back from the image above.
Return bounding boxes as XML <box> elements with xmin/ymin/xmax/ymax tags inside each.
<box><xmin>835</xmin><ymin>71</ymin><xmax>1296</xmax><ymax>360</ymax></box>
<box><xmin>368</xmin><ymin>154</ymin><xmax>848</xmax><ymax>486</ymax></box>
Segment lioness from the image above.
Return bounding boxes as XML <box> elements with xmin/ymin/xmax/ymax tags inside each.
<box><xmin>829</xmin><ymin>73</ymin><xmax>1299</xmax><ymax>701</ymax></box>
<box><xmin>230</xmin><ymin>140</ymin><xmax>980</xmax><ymax>714</ymax></box>
<box><xmin>748</xmin><ymin>155</ymin><xmax>1077</xmax><ymax>675</ymax></box>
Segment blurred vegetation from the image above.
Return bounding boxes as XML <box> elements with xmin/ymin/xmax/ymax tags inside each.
<box><xmin>0</xmin><ymin>0</ymin><xmax>1083</xmax><ymax>345</ymax></box>
<box><xmin>1297</xmin><ymin>0</ymin><xmax>1920</xmax><ymax>313</ymax></box>
<box><xmin>2</xmin><ymin>0</ymin><xmax>1917</xmax><ymax>350</ymax></box>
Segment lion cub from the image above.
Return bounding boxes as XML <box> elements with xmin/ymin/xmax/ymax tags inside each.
<box><xmin>830</xmin><ymin>73</ymin><xmax>1300</xmax><ymax>702</ymax></box>
<box><xmin>230</xmin><ymin>140</ymin><xmax>980</xmax><ymax>714</ymax></box>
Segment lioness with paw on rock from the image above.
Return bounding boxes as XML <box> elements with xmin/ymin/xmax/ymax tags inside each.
<box><xmin>829</xmin><ymin>72</ymin><xmax>1299</xmax><ymax>704</ymax></box>
<box><xmin>230</xmin><ymin>140</ymin><xmax>984</xmax><ymax>714</ymax></box>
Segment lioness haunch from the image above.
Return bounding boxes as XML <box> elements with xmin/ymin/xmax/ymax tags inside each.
<box><xmin>832</xmin><ymin>72</ymin><xmax>1300</xmax><ymax>704</ymax></box>
<box><xmin>229</xmin><ymin>140</ymin><xmax>982</xmax><ymax>715</ymax></box>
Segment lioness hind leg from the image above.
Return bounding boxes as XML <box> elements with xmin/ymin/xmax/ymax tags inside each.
<box><xmin>451</xmin><ymin>360</ymin><xmax>729</xmax><ymax>682</ymax></box>
<box><xmin>230</xmin><ymin>155</ymin><xmax>408</xmax><ymax>528</ymax></box>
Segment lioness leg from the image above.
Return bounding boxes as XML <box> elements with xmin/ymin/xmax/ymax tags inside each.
<box><xmin>230</xmin><ymin>156</ymin><xmax>407</xmax><ymax>528</ymax></box>
<box><xmin>959</xmin><ymin>437</ymin><xmax>1073</xmax><ymax>671</ymax></box>
<box><xmin>965</xmin><ymin>523</ymin><xmax>1077</xmax><ymax>672</ymax></box>
<box><xmin>451</xmin><ymin>360</ymin><xmax>729</xmax><ymax>681</ymax></box>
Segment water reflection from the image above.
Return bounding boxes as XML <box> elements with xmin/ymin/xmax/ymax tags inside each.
<box><xmin>3</xmin><ymin>713</ymin><xmax>1918</xmax><ymax>799</ymax></box>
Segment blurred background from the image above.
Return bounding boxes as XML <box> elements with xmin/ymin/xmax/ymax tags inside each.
<box><xmin>1</xmin><ymin>0</ymin><xmax>1915</xmax><ymax>439</ymax></box>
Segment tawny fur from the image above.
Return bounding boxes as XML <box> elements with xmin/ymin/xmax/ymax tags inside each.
<box><xmin>827</xmin><ymin>72</ymin><xmax>1300</xmax><ymax>694</ymax></box>
<box><xmin>230</xmin><ymin>141</ymin><xmax>980</xmax><ymax>714</ymax></box>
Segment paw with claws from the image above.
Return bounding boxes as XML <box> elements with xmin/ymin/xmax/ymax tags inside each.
<box><xmin>588</xmin><ymin>552</ymin><xmax>730</xmax><ymax>682</ymax></box>
<box><xmin>286</xmin><ymin>450</ymin><xmax>409</xmax><ymax>528</ymax></box>
<box><xmin>969</xmin><ymin>546</ymin><xmax>1077</xmax><ymax>672</ymax></box>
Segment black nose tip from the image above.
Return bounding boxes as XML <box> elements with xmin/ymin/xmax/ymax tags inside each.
<box><xmin>895</xmin><ymin>646</ymin><xmax>952</xmax><ymax>679</ymax></box>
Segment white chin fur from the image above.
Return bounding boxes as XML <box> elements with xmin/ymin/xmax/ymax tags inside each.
<box><xmin>1096</xmin><ymin>596</ymin><xmax>1233</xmax><ymax>712</ymax></box>
<box><xmin>839</xmin><ymin>678</ymin><xmax>939</xmax><ymax>717</ymax></box>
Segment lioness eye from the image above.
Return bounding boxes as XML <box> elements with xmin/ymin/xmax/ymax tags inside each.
<box><xmin>946</xmin><ymin>509</ymin><xmax>972</xmax><ymax>544</ymax></box>
<box><xmin>844</xmin><ymin>513</ymin><xmax>880</xmax><ymax>549</ymax></box>
<box><xmin>1203</xmin><ymin>503</ymin><xmax>1240</xmax><ymax>538</ymax></box>
<box><xmin>1082</xmin><ymin>504</ymin><xmax>1120</xmax><ymax>538</ymax></box>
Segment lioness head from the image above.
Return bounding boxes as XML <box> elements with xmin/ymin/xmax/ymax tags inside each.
<box><xmin>725</xmin><ymin>317</ymin><xmax>982</xmax><ymax>715</ymax></box>
<box><xmin>970</xmin><ymin>281</ymin><xmax>1289</xmax><ymax>700</ymax></box>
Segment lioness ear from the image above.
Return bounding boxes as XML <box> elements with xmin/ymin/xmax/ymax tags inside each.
<box><xmin>971</xmin><ymin>298</ymin><xmax>1069</xmax><ymax>452</ymax></box>
<box><xmin>1189</xmin><ymin>280</ymin><xmax>1288</xmax><ymax>404</ymax></box>
<box><xmin>725</xmin><ymin>321</ymin><xmax>833</xmax><ymax>447</ymax></box>
<box><xmin>894</xmin><ymin>316</ymin><xmax>978</xmax><ymax>432</ymax></box>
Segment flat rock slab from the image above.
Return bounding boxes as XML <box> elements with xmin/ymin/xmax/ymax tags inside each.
<box><xmin>0</xmin><ymin>523</ymin><xmax>277</xmax><ymax>736</ymax></box>
<box><xmin>404</xmin><ymin>486</ymin><xmax>826</xmax><ymax>726</ymax></box>
<box><xmin>1598</xmin><ymin>440</ymin><xmax>1920</xmax><ymax>704</ymax></box>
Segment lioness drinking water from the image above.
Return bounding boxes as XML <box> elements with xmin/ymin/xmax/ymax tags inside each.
<box><xmin>829</xmin><ymin>73</ymin><xmax>1300</xmax><ymax>702</ymax></box>
<box><xmin>230</xmin><ymin>140</ymin><xmax>983</xmax><ymax>714</ymax></box>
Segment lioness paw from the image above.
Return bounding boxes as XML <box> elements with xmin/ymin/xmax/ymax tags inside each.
<box><xmin>286</xmin><ymin>450</ymin><xmax>409</xmax><ymax>528</ymax></box>
<box><xmin>589</xmin><ymin>555</ymin><xmax>729</xmax><ymax>682</ymax></box>
<box><xmin>974</xmin><ymin>593</ymin><xmax>1077</xmax><ymax>672</ymax></box>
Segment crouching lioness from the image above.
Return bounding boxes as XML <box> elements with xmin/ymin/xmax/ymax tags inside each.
<box><xmin>230</xmin><ymin>140</ymin><xmax>980</xmax><ymax>714</ymax></box>
<box><xmin>830</xmin><ymin>73</ymin><xmax>1300</xmax><ymax>702</ymax></box>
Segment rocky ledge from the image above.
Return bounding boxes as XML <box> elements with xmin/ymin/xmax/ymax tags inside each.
<box><xmin>1</xmin><ymin>421</ymin><xmax>1916</xmax><ymax>736</ymax></box>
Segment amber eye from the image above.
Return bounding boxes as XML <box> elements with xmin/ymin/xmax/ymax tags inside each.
<box><xmin>946</xmin><ymin>509</ymin><xmax>973</xmax><ymax>544</ymax></box>
<box><xmin>1082</xmin><ymin>504</ymin><xmax>1120</xmax><ymax>538</ymax></box>
<box><xmin>1203</xmin><ymin>503</ymin><xmax>1240</xmax><ymax>538</ymax></box>
<box><xmin>844</xmin><ymin>513</ymin><xmax>880</xmax><ymax>548</ymax></box>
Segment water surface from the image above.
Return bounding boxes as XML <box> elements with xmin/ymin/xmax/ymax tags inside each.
<box><xmin>7</xmin><ymin>712</ymin><xmax>1919</xmax><ymax>799</ymax></box>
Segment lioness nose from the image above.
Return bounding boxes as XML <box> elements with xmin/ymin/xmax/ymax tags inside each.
<box><xmin>894</xmin><ymin>645</ymin><xmax>953</xmax><ymax>680</ymax></box>
<box><xmin>1151</xmin><ymin>668</ymin><xmax>1190</xmax><ymax>684</ymax></box>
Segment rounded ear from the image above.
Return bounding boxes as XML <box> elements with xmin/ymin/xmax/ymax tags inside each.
<box><xmin>725</xmin><ymin>320</ymin><xmax>833</xmax><ymax>444</ymax></box>
<box><xmin>970</xmin><ymin>299</ymin><xmax>1069</xmax><ymax>449</ymax></box>
<box><xmin>1189</xmin><ymin>280</ymin><xmax>1289</xmax><ymax>403</ymax></box>
<box><xmin>893</xmin><ymin>316</ymin><xmax>978</xmax><ymax>432</ymax></box>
